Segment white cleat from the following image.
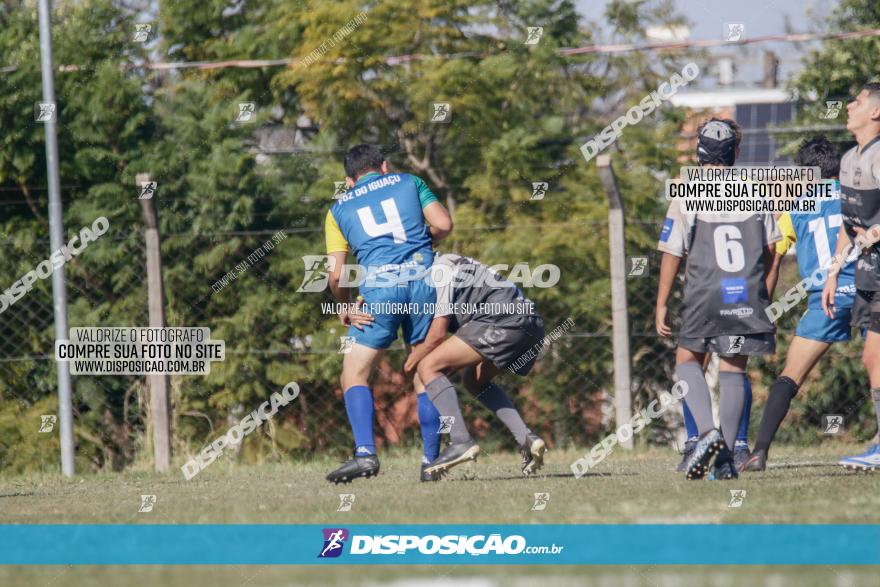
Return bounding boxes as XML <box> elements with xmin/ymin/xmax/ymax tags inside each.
<box><xmin>839</xmin><ymin>444</ymin><xmax>880</xmax><ymax>471</ymax></box>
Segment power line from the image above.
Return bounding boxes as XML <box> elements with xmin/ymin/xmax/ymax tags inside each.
<box><xmin>4</xmin><ymin>28</ymin><xmax>880</xmax><ymax>73</ymax></box>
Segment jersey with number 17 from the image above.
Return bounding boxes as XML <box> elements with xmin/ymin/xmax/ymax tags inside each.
<box><xmin>325</xmin><ymin>172</ymin><xmax>435</xmax><ymax>267</ymax></box>
<box><xmin>776</xmin><ymin>186</ymin><xmax>856</xmax><ymax>295</ymax></box>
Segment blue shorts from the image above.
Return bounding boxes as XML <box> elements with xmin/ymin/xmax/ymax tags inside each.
<box><xmin>795</xmin><ymin>292</ymin><xmax>853</xmax><ymax>343</ymax></box>
<box><xmin>348</xmin><ymin>273</ymin><xmax>435</xmax><ymax>349</ymax></box>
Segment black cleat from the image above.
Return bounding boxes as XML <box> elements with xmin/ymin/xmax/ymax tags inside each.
<box><xmin>733</xmin><ymin>443</ymin><xmax>751</xmax><ymax>471</ymax></box>
<box><xmin>709</xmin><ymin>445</ymin><xmax>739</xmax><ymax>480</ymax></box>
<box><xmin>326</xmin><ymin>454</ymin><xmax>380</xmax><ymax>484</ymax></box>
<box><xmin>424</xmin><ymin>440</ymin><xmax>480</xmax><ymax>476</ymax></box>
<box><xmin>741</xmin><ymin>448</ymin><xmax>767</xmax><ymax>472</ymax></box>
<box><xmin>675</xmin><ymin>438</ymin><xmax>697</xmax><ymax>472</ymax></box>
<box><xmin>685</xmin><ymin>429</ymin><xmax>724</xmax><ymax>480</ymax></box>
<box><xmin>520</xmin><ymin>433</ymin><xmax>547</xmax><ymax>476</ymax></box>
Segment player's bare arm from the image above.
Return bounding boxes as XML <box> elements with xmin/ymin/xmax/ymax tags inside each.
<box><xmin>327</xmin><ymin>251</ymin><xmax>349</xmax><ymax>303</ymax></box>
<box><xmin>656</xmin><ymin>252</ymin><xmax>681</xmax><ymax>337</ymax></box>
<box><xmin>764</xmin><ymin>245</ymin><xmax>779</xmax><ymax>298</ymax></box>
<box><xmin>822</xmin><ymin>223</ymin><xmax>851</xmax><ymax>317</ymax></box>
<box><xmin>422</xmin><ymin>201</ymin><xmax>453</xmax><ymax>244</ymax></box>
<box><xmin>326</xmin><ymin>251</ymin><xmax>373</xmax><ymax>331</ymax></box>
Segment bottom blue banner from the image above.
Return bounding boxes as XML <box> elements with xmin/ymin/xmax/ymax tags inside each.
<box><xmin>0</xmin><ymin>524</ymin><xmax>877</xmax><ymax>565</ymax></box>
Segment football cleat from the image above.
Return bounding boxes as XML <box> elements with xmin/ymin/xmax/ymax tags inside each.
<box><xmin>685</xmin><ymin>429</ymin><xmax>724</xmax><ymax>480</ymax></box>
<box><xmin>708</xmin><ymin>445</ymin><xmax>739</xmax><ymax>480</ymax></box>
<box><xmin>424</xmin><ymin>440</ymin><xmax>480</xmax><ymax>476</ymax></box>
<box><xmin>741</xmin><ymin>448</ymin><xmax>767</xmax><ymax>472</ymax></box>
<box><xmin>838</xmin><ymin>444</ymin><xmax>880</xmax><ymax>471</ymax></box>
<box><xmin>520</xmin><ymin>433</ymin><xmax>547</xmax><ymax>476</ymax></box>
<box><xmin>675</xmin><ymin>438</ymin><xmax>697</xmax><ymax>472</ymax></box>
<box><xmin>326</xmin><ymin>454</ymin><xmax>380</xmax><ymax>484</ymax></box>
<box><xmin>420</xmin><ymin>462</ymin><xmax>442</xmax><ymax>482</ymax></box>
<box><xmin>733</xmin><ymin>442</ymin><xmax>750</xmax><ymax>471</ymax></box>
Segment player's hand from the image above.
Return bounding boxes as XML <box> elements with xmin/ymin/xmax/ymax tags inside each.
<box><xmin>403</xmin><ymin>353</ymin><xmax>419</xmax><ymax>378</ymax></box>
<box><xmin>339</xmin><ymin>298</ymin><xmax>374</xmax><ymax>331</ymax></box>
<box><xmin>656</xmin><ymin>304</ymin><xmax>672</xmax><ymax>338</ymax></box>
<box><xmin>403</xmin><ymin>346</ymin><xmax>428</xmax><ymax>378</ymax></box>
<box><xmin>821</xmin><ymin>275</ymin><xmax>837</xmax><ymax>319</ymax></box>
<box><xmin>852</xmin><ymin>225</ymin><xmax>877</xmax><ymax>250</ymax></box>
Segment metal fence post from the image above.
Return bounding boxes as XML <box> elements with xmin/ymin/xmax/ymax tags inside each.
<box><xmin>38</xmin><ymin>0</ymin><xmax>75</xmax><ymax>476</ymax></box>
<box><xmin>597</xmin><ymin>155</ymin><xmax>633</xmax><ymax>449</ymax></box>
<box><xmin>138</xmin><ymin>173</ymin><xmax>172</xmax><ymax>471</ymax></box>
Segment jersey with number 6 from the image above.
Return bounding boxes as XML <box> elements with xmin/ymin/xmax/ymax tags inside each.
<box><xmin>658</xmin><ymin>202</ymin><xmax>780</xmax><ymax>337</ymax></box>
<box><xmin>325</xmin><ymin>172</ymin><xmax>436</xmax><ymax>267</ymax></box>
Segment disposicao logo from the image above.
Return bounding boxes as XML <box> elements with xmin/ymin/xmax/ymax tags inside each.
<box><xmin>318</xmin><ymin>528</ymin><xmax>349</xmax><ymax>558</ymax></box>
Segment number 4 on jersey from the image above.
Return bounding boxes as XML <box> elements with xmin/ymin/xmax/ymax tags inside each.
<box><xmin>357</xmin><ymin>198</ymin><xmax>407</xmax><ymax>243</ymax></box>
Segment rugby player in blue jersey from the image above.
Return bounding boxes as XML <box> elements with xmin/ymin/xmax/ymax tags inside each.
<box><xmin>743</xmin><ymin>136</ymin><xmax>857</xmax><ymax>471</ymax></box>
<box><xmin>324</xmin><ymin>144</ymin><xmax>453</xmax><ymax>483</ymax></box>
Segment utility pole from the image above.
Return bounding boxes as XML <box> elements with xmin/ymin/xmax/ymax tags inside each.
<box><xmin>38</xmin><ymin>0</ymin><xmax>75</xmax><ymax>476</ymax></box>
<box><xmin>138</xmin><ymin>173</ymin><xmax>172</xmax><ymax>471</ymax></box>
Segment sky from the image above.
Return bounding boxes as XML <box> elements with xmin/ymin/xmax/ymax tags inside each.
<box><xmin>575</xmin><ymin>0</ymin><xmax>840</xmax><ymax>88</ymax></box>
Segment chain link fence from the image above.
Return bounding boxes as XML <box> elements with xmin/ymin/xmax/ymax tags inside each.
<box><xmin>1</xmin><ymin>193</ymin><xmax>876</xmax><ymax>474</ymax></box>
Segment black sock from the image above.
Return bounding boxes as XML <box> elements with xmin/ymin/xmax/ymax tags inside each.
<box><xmin>753</xmin><ymin>376</ymin><xmax>799</xmax><ymax>454</ymax></box>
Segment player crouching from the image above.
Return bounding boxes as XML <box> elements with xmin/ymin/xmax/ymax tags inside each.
<box><xmin>404</xmin><ymin>253</ymin><xmax>548</xmax><ymax>477</ymax></box>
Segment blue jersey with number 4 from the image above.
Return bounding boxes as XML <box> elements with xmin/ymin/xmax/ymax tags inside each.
<box><xmin>783</xmin><ymin>190</ymin><xmax>856</xmax><ymax>294</ymax></box>
<box><xmin>329</xmin><ymin>172</ymin><xmax>434</xmax><ymax>268</ymax></box>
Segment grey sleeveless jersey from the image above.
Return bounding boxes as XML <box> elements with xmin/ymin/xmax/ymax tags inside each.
<box><xmin>431</xmin><ymin>253</ymin><xmax>536</xmax><ymax>330</ymax></box>
<box><xmin>680</xmin><ymin>215</ymin><xmax>775</xmax><ymax>337</ymax></box>
<box><xmin>840</xmin><ymin>135</ymin><xmax>880</xmax><ymax>291</ymax></box>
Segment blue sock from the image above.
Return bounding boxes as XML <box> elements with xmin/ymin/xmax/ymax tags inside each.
<box><xmin>417</xmin><ymin>393</ymin><xmax>441</xmax><ymax>462</ymax></box>
<box><xmin>736</xmin><ymin>378</ymin><xmax>752</xmax><ymax>446</ymax></box>
<box><xmin>343</xmin><ymin>385</ymin><xmax>375</xmax><ymax>456</ymax></box>
<box><xmin>683</xmin><ymin>401</ymin><xmax>699</xmax><ymax>440</ymax></box>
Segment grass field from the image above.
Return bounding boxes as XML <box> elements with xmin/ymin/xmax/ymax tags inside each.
<box><xmin>0</xmin><ymin>444</ymin><xmax>877</xmax><ymax>586</ymax></box>
<box><xmin>2</xmin><ymin>445</ymin><xmax>877</xmax><ymax>525</ymax></box>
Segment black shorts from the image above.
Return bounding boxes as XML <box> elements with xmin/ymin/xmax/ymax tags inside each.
<box><xmin>852</xmin><ymin>289</ymin><xmax>880</xmax><ymax>334</ymax></box>
<box><xmin>454</xmin><ymin>314</ymin><xmax>545</xmax><ymax>375</ymax></box>
<box><xmin>678</xmin><ymin>333</ymin><xmax>776</xmax><ymax>357</ymax></box>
